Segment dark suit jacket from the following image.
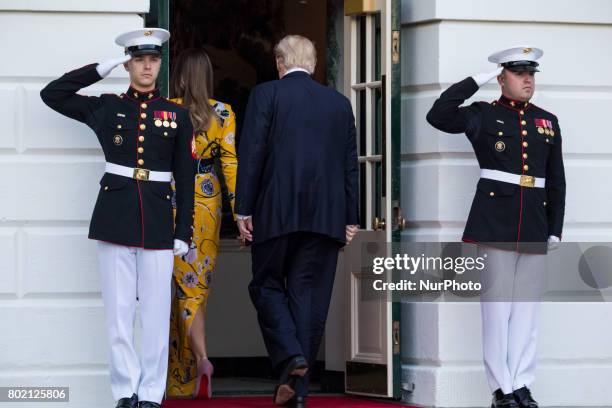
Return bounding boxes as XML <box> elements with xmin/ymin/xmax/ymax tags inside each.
<box><xmin>235</xmin><ymin>71</ymin><xmax>359</xmax><ymax>245</ymax></box>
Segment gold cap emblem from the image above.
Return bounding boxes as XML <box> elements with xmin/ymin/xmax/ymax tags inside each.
<box><xmin>144</xmin><ymin>30</ymin><xmax>153</xmax><ymax>36</ymax></box>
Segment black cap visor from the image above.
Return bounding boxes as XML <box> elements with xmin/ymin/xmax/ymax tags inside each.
<box><xmin>126</xmin><ymin>44</ymin><xmax>162</xmax><ymax>57</ymax></box>
<box><xmin>502</xmin><ymin>60</ymin><xmax>540</xmax><ymax>73</ymax></box>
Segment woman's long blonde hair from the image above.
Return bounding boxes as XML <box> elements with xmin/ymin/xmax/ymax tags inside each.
<box><xmin>170</xmin><ymin>48</ymin><xmax>218</xmax><ymax>134</ymax></box>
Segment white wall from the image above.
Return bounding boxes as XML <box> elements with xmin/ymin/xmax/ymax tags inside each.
<box><xmin>0</xmin><ymin>2</ymin><xmax>148</xmax><ymax>407</ymax></box>
<box><xmin>400</xmin><ymin>0</ymin><xmax>612</xmax><ymax>406</ymax></box>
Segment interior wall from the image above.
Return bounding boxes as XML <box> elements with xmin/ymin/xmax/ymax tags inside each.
<box><xmin>283</xmin><ymin>0</ymin><xmax>327</xmax><ymax>84</ymax></box>
<box><xmin>323</xmin><ymin>0</ymin><xmax>348</xmax><ymax>373</ymax></box>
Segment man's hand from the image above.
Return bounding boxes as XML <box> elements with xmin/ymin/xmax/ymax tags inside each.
<box><xmin>173</xmin><ymin>239</ymin><xmax>189</xmax><ymax>256</ymax></box>
<box><xmin>346</xmin><ymin>225</ymin><xmax>359</xmax><ymax>245</ymax></box>
<box><xmin>472</xmin><ymin>66</ymin><xmax>504</xmax><ymax>87</ymax></box>
<box><xmin>96</xmin><ymin>54</ymin><xmax>132</xmax><ymax>78</ymax></box>
<box><xmin>237</xmin><ymin>216</ymin><xmax>253</xmax><ymax>242</ymax></box>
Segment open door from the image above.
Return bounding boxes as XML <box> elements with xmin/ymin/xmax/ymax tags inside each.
<box><xmin>343</xmin><ymin>0</ymin><xmax>403</xmax><ymax>399</ymax></box>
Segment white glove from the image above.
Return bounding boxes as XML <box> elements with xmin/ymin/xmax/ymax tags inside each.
<box><xmin>96</xmin><ymin>54</ymin><xmax>132</xmax><ymax>78</ymax></box>
<box><xmin>173</xmin><ymin>239</ymin><xmax>189</xmax><ymax>256</ymax></box>
<box><xmin>472</xmin><ymin>66</ymin><xmax>503</xmax><ymax>87</ymax></box>
<box><xmin>548</xmin><ymin>235</ymin><xmax>560</xmax><ymax>251</ymax></box>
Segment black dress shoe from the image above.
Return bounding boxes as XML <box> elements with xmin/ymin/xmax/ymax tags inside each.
<box><xmin>491</xmin><ymin>389</ymin><xmax>519</xmax><ymax>408</ymax></box>
<box><xmin>116</xmin><ymin>394</ymin><xmax>138</xmax><ymax>408</ymax></box>
<box><xmin>273</xmin><ymin>355</ymin><xmax>308</xmax><ymax>406</ymax></box>
<box><xmin>286</xmin><ymin>396</ymin><xmax>307</xmax><ymax>408</ymax></box>
<box><xmin>513</xmin><ymin>386</ymin><xmax>539</xmax><ymax>408</ymax></box>
<box><xmin>138</xmin><ymin>402</ymin><xmax>160</xmax><ymax>408</ymax></box>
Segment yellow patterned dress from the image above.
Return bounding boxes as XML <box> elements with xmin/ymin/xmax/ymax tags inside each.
<box><xmin>166</xmin><ymin>98</ymin><xmax>237</xmax><ymax>397</ymax></box>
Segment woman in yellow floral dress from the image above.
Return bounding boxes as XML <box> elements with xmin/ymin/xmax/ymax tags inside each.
<box><xmin>166</xmin><ymin>49</ymin><xmax>237</xmax><ymax>399</ymax></box>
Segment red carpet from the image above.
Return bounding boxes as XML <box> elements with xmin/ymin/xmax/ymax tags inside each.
<box><xmin>162</xmin><ymin>396</ymin><xmax>415</xmax><ymax>407</ymax></box>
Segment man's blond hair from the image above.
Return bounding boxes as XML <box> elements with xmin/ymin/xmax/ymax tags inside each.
<box><xmin>274</xmin><ymin>35</ymin><xmax>317</xmax><ymax>74</ymax></box>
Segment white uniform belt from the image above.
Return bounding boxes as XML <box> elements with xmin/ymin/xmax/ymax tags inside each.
<box><xmin>105</xmin><ymin>162</ymin><xmax>172</xmax><ymax>182</ymax></box>
<box><xmin>480</xmin><ymin>169</ymin><xmax>545</xmax><ymax>188</ymax></box>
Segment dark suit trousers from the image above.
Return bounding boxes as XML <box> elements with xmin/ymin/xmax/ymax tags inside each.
<box><xmin>249</xmin><ymin>231</ymin><xmax>341</xmax><ymax>396</ymax></box>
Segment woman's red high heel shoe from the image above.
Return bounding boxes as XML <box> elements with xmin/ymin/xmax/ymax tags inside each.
<box><xmin>193</xmin><ymin>358</ymin><xmax>214</xmax><ymax>399</ymax></box>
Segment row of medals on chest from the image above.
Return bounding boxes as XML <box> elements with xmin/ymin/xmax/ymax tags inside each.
<box><xmin>494</xmin><ymin>125</ymin><xmax>555</xmax><ymax>152</ymax></box>
<box><xmin>116</xmin><ymin>119</ymin><xmax>176</xmax><ymax>129</ymax></box>
<box><xmin>113</xmin><ymin>115</ymin><xmax>176</xmax><ymax>146</ymax></box>
<box><xmin>155</xmin><ymin>118</ymin><xmax>177</xmax><ymax>129</ymax></box>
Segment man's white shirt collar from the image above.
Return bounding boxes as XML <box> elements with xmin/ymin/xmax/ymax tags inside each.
<box><xmin>284</xmin><ymin>67</ymin><xmax>310</xmax><ymax>76</ymax></box>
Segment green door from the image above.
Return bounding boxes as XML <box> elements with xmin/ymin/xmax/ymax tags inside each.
<box><xmin>146</xmin><ymin>0</ymin><xmax>170</xmax><ymax>96</ymax></box>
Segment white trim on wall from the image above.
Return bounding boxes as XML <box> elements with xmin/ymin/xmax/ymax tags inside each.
<box><xmin>402</xmin><ymin>0</ymin><xmax>612</xmax><ymax>25</ymax></box>
<box><xmin>0</xmin><ymin>0</ymin><xmax>149</xmax><ymax>13</ymax></box>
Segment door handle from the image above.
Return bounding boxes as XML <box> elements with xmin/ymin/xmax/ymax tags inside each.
<box><xmin>396</xmin><ymin>216</ymin><xmax>406</xmax><ymax>231</ymax></box>
<box><xmin>392</xmin><ymin>205</ymin><xmax>407</xmax><ymax>231</ymax></box>
<box><xmin>372</xmin><ymin>217</ymin><xmax>386</xmax><ymax>231</ymax></box>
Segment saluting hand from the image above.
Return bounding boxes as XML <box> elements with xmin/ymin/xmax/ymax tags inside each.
<box><xmin>472</xmin><ymin>66</ymin><xmax>504</xmax><ymax>87</ymax></box>
<box><xmin>345</xmin><ymin>225</ymin><xmax>359</xmax><ymax>245</ymax></box>
<box><xmin>96</xmin><ymin>54</ymin><xmax>133</xmax><ymax>78</ymax></box>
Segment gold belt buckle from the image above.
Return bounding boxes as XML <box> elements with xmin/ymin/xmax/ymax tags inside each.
<box><xmin>520</xmin><ymin>175</ymin><xmax>535</xmax><ymax>187</ymax></box>
<box><xmin>133</xmin><ymin>168</ymin><xmax>150</xmax><ymax>181</ymax></box>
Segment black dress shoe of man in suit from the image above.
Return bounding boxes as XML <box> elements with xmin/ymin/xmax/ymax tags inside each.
<box><xmin>138</xmin><ymin>401</ymin><xmax>160</xmax><ymax>408</ymax></box>
<box><xmin>273</xmin><ymin>355</ymin><xmax>309</xmax><ymax>406</ymax></box>
<box><xmin>115</xmin><ymin>394</ymin><xmax>137</xmax><ymax>408</ymax></box>
<box><xmin>492</xmin><ymin>389</ymin><xmax>519</xmax><ymax>408</ymax></box>
<box><xmin>514</xmin><ymin>386</ymin><xmax>539</xmax><ymax>408</ymax></box>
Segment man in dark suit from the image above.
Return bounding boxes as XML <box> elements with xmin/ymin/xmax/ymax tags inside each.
<box><xmin>235</xmin><ymin>35</ymin><xmax>360</xmax><ymax>408</ymax></box>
